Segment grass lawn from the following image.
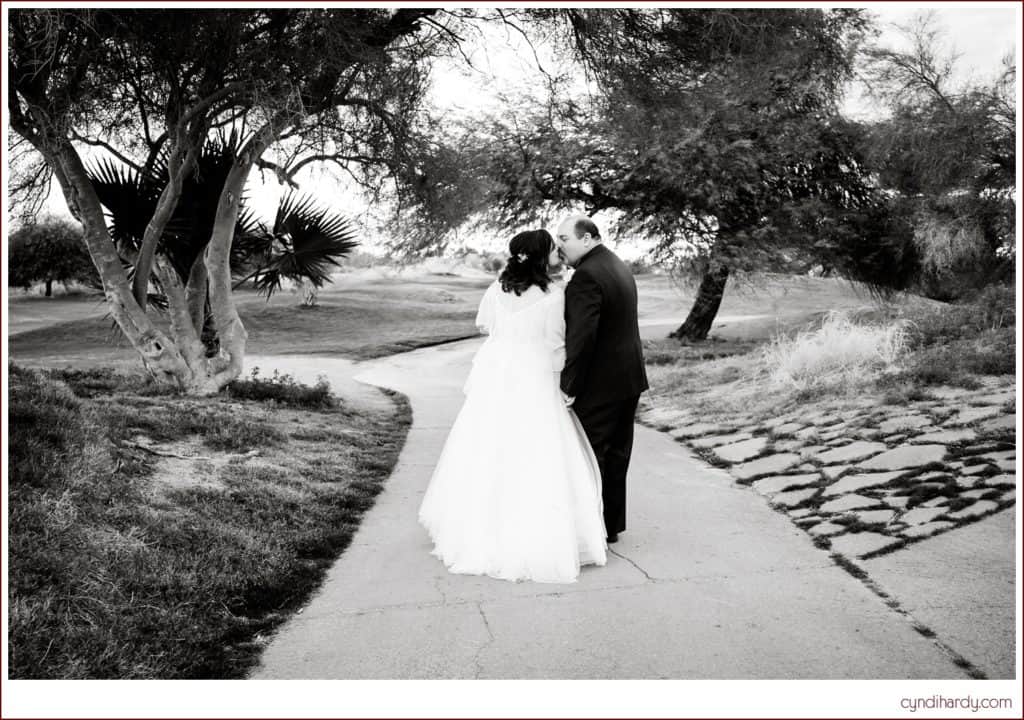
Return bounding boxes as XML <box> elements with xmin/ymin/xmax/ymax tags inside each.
<box><xmin>7</xmin><ymin>365</ymin><xmax>411</xmax><ymax>679</ymax></box>
<box><xmin>8</xmin><ymin>273</ymin><xmax>491</xmax><ymax>369</ymax></box>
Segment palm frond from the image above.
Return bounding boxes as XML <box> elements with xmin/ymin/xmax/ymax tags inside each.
<box><xmin>252</xmin><ymin>192</ymin><xmax>360</xmax><ymax>299</ymax></box>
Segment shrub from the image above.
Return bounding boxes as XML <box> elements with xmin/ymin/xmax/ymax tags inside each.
<box><xmin>762</xmin><ymin>311</ymin><xmax>910</xmax><ymax>390</ymax></box>
<box><xmin>227</xmin><ymin>367</ymin><xmax>334</xmax><ymax>409</ymax></box>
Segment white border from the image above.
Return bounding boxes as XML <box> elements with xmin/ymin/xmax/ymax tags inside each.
<box><xmin>3</xmin><ymin>1</ymin><xmax>1021</xmax><ymax>718</ymax></box>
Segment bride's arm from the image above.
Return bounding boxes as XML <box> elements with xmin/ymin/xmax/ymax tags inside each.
<box><xmin>475</xmin><ymin>281</ymin><xmax>498</xmax><ymax>334</ymax></box>
<box><xmin>545</xmin><ymin>287</ymin><xmax>567</xmax><ymax>371</ymax></box>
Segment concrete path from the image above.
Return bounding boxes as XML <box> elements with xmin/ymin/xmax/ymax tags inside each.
<box><xmin>250</xmin><ymin>339</ymin><xmax>974</xmax><ymax>679</ymax></box>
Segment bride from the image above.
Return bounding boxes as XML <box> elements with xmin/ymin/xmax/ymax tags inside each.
<box><xmin>418</xmin><ymin>229</ymin><xmax>608</xmax><ymax>583</ymax></box>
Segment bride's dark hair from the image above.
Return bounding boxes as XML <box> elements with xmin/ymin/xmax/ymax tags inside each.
<box><xmin>499</xmin><ymin>229</ymin><xmax>554</xmax><ymax>296</ymax></box>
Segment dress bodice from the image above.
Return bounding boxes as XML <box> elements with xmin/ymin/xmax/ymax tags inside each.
<box><xmin>474</xmin><ymin>281</ymin><xmax>566</xmax><ymax>371</ymax></box>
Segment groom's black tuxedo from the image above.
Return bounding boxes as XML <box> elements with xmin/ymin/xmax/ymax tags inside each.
<box><xmin>561</xmin><ymin>243</ymin><xmax>648</xmax><ymax>537</ymax></box>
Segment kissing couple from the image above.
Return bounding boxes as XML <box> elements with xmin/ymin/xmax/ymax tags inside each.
<box><xmin>418</xmin><ymin>214</ymin><xmax>649</xmax><ymax>583</ymax></box>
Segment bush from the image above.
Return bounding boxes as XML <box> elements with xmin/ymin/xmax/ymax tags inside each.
<box><xmin>762</xmin><ymin>311</ymin><xmax>910</xmax><ymax>390</ymax></box>
<box><xmin>8</xmin><ymin>217</ymin><xmax>97</xmax><ymax>296</ymax></box>
<box><xmin>226</xmin><ymin>367</ymin><xmax>334</xmax><ymax>409</ymax></box>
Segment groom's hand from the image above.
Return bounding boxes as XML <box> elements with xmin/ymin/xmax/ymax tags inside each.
<box><xmin>561</xmin><ymin>391</ymin><xmax>575</xmax><ymax>407</ymax></box>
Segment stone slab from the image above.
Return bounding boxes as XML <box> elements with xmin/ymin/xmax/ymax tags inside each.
<box><xmin>820</xmin><ymin>494</ymin><xmax>880</xmax><ymax>514</ymax></box>
<box><xmin>858</xmin><ymin>445</ymin><xmax>948</xmax><ymax>471</ymax></box>
<box><xmin>714</xmin><ymin>437</ymin><xmax>769</xmax><ymax>463</ymax></box>
<box><xmin>823</xmin><ymin>470</ymin><xmax>905</xmax><ymax>497</ymax></box>
<box><xmin>814</xmin><ymin>441</ymin><xmax>887</xmax><ymax>465</ymax></box>
<box><xmin>731</xmin><ymin>453</ymin><xmax>802</xmax><ymax>481</ymax></box>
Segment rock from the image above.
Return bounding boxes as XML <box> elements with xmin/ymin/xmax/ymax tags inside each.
<box><xmin>963</xmin><ymin>488</ymin><xmax>993</xmax><ymax>499</ymax></box>
<box><xmin>944</xmin><ymin>406</ymin><xmax>1003</xmax><ymax>427</ymax></box>
<box><xmin>912</xmin><ymin>429</ymin><xmax>977</xmax><ymax>444</ymax></box>
<box><xmin>858</xmin><ymin>444</ymin><xmax>948</xmax><ymax>471</ymax></box>
<box><xmin>879</xmin><ymin>415</ymin><xmax>933</xmax><ymax>434</ymax></box>
<box><xmin>929</xmin><ymin>386</ymin><xmax>971</xmax><ymax>400</ymax></box>
<box><xmin>752</xmin><ymin>473</ymin><xmax>821</xmax><ymax>495</ymax></box>
<box><xmin>969</xmin><ymin>391</ymin><xmax>1015</xmax><ymax>405</ymax></box>
<box><xmin>771</xmin><ymin>422</ymin><xmax>804</xmax><ymax>436</ymax></box>
<box><xmin>690</xmin><ymin>431</ymin><xmax>755</xmax><ymax>449</ymax></box>
<box><xmin>807</xmin><ymin>521</ymin><xmax>846</xmax><ymax>537</ymax></box>
<box><xmin>884</xmin><ymin>434</ymin><xmax>907</xmax><ymax>444</ymax></box>
<box><xmin>961</xmin><ymin>464</ymin><xmax>990</xmax><ymax>476</ymax></box>
<box><xmin>983</xmin><ymin>473</ymin><xmax>1016</xmax><ymax>487</ymax></box>
<box><xmin>762</xmin><ymin>415</ymin><xmax>797</xmax><ymax>429</ymax></box>
<box><xmin>713</xmin><ymin>437</ymin><xmax>769</xmax><ymax>463</ymax></box>
<box><xmin>994</xmin><ymin>459</ymin><xmax>1015</xmax><ymax>473</ymax></box>
<box><xmin>771</xmin><ymin>439</ymin><xmax>803</xmax><ymax>453</ymax></box>
<box><xmin>798</xmin><ymin>445</ymin><xmax>827</xmax><ymax>458</ymax></box>
<box><xmin>1004</xmin><ymin>490</ymin><xmax>1016</xmax><ymax>503</ymax></box>
<box><xmin>641</xmin><ymin>407</ymin><xmax>693</xmax><ymax>427</ymax></box>
<box><xmin>914</xmin><ymin>470</ymin><xmax>951</xmax><ymax>483</ymax></box>
<box><xmin>956</xmin><ymin>476</ymin><xmax>982</xmax><ymax>489</ymax></box>
<box><xmin>731</xmin><ymin>453</ymin><xmax>802</xmax><ymax>481</ymax></box>
<box><xmin>814</xmin><ymin>441</ymin><xmax>887</xmax><ymax>465</ymax></box>
<box><xmin>770</xmin><ymin>487</ymin><xmax>818</xmax><ymax>508</ymax></box>
<box><xmin>671</xmin><ymin>422</ymin><xmax>727</xmax><ymax>439</ymax></box>
<box><xmin>794</xmin><ymin>426</ymin><xmax>821</xmax><ymax>440</ymax></box>
<box><xmin>945</xmin><ymin>500</ymin><xmax>999</xmax><ymax>520</ymax></box>
<box><xmin>819</xmin><ymin>493</ymin><xmax>878</xmax><ymax>513</ymax></box>
<box><xmin>900</xmin><ymin>506</ymin><xmax>948</xmax><ymax>525</ymax></box>
<box><xmin>922</xmin><ymin>496</ymin><xmax>950</xmax><ymax>507</ymax></box>
<box><xmin>884</xmin><ymin>495</ymin><xmax>910</xmax><ymax>509</ymax></box>
<box><xmin>788</xmin><ymin>507</ymin><xmax>816</xmax><ymax>518</ymax></box>
<box><xmin>982</xmin><ymin>450</ymin><xmax>1016</xmax><ymax>462</ymax></box>
<box><xmin>821</xmin><ymin>465</ymin><xmax>850</xmax><ymax>480</ymax></box>
<box><xmin>825</xmin><ymin>438</ymin><xmax>848</xmax><ymax>447</ymax></box>
<box><xmin>981</xmin><ymin>415</ymin><xmax>1015</xmax><ymax>432</ymax></box>
<box><xmin>854</xmin><ymin>509</ymin><xmax>896</xmax><ymax>525</ymax></box>
<box><xmin>830</xmin><ymin>531</ymin><xmax>902</xmax><ymax>558</ymax></box>
<box><xmin>902</xmin><ymin>521</ymin><xmax>954</xmax><ymax>538</ymax></box>
<box><xmin>823</xmin><ymin>470</ymin><xmax>906</xmax><ymax>497</ymax></box>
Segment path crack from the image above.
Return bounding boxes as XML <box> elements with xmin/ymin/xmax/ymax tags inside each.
<box><xmin>472</xmin><ymin>602</ymin><xmax>496</xmax><ymax>679</ymax></box>
<box><xmin>608</xmin><ymin>547</ymin><xmax>655</xmax><ymax>582</ymax></box>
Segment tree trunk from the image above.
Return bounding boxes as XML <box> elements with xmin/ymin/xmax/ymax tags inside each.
<box><xmin>45</xmin><ymin>279</ymin><xmax>53</xmax><ymax>297</ymax></box>
<box><xmin>670</xmin><ymin>264</ymin><xmax>730</xmax><ymax>342</ymax></box>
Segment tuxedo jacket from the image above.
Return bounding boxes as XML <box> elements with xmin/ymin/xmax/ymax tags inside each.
<box><xmin>560</xmin><ymin>244</ymin><xmax>649</xmax><ymax>411</ymax></box>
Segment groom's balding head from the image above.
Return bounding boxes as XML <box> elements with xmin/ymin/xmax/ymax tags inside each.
<box><xmin>556</xmin><ymin>214</ymin><xmax>602</xmax><ymax>266</ymax></box>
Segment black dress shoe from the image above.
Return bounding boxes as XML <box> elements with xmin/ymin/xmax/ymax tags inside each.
<box><xmin>606</xmin><ymin>533</ymin><xmax>619</xmax><ymax>544</ymax></box>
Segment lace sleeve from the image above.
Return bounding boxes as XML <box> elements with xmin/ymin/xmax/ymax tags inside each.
<box><xmin>475</xmin><ymin>281</ymin><xmax>499</xmax><ymax>334</ymax></box>
<box><xmin>545</xmin><ymin>287</ymin><xmax>567</xmax><ymax>372</ymax></box>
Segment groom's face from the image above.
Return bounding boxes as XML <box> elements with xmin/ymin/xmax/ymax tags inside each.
<box><xmin>556</xmin><ymin>220</ymin><xmax>593</xmax><ymax>267</ymax></box>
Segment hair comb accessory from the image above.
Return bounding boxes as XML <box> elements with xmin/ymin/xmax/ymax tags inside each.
<box><xmin>516</xmin><ymin>253</ymin><xmax>528</xmax><ymax>262</ymax></box>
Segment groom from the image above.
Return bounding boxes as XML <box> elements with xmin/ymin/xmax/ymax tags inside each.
<box><xmin>556</xmin><ymin>215</ymin><xmax>648</xmax><ymax>544</ymax></box>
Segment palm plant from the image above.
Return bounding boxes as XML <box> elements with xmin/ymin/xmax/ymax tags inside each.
<box><xmin>86</xmin><ymin>133</ymin><xmax>360</xmax><ymax>328</ymax></box>
<box><xmin>233</xmin><ymin>193</ymin><xmax>360</xmax><ymax>307</ymax></box>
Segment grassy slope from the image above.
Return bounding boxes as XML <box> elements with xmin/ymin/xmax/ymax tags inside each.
<box><xmin>8</xmin><ymin>366</ymin><xmax>411</xmax><ymax>679</ymax></box>
<box><xmin>641</xmin><ymin>284</ymin><xmax>1016</xmax><ymax>422</ymax></box>
<box><xmin>9</xmin><ymin>274</ymin><xmax>490</xmax><ymax>368</ymax></box>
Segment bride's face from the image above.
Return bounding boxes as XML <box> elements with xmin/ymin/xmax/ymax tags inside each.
<box><xmin>547</xmin><ymin>242</ymin><xmax>564</xmax><ymax>273</ymax></box>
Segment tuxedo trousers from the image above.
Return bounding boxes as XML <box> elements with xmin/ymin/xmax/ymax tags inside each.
<box><xmin>573</xmin><ymin>394</ymin><xmax>641</xmax><ymax>536</ymax></box>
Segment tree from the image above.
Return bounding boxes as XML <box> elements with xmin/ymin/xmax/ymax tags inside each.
<box><xmin>8</xmin><ymin>8</ymin><xmax>453</xmax><ymax>393</ymax></box>
<box><xmin>86</xmin><ymin>135</ymin><xmax>359</xmax><ymax>344</ymax></box>
<box><xmin>8</xmin><ymin>217</ymin><xmax>97</xmax><ymax>296</ymax></box>
<box><xmin>450</xmin><ymin>9</ymin><xmax>873</xmax><ymax>339</ymax></box>
<box><xmin>862</xmin><ymin>12</ymin><xmax>1015</xmax><ymax>299</ymax></box>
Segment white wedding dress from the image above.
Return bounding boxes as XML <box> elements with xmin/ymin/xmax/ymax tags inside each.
<box><xmin>418</xmin><ymin>280</ymin><xmax>608</xmax><ymax>583</ymax></box>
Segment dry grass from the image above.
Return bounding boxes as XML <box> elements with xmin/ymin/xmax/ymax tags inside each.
<box><xmin>762</xmin><ymin>311</ymin><xmax>911</xmax><ymax>392</ymax></box>
<box><xmin>8</xmin><ymin>365</ymin><xmax>411</xmax><ymax>679</ymax></box>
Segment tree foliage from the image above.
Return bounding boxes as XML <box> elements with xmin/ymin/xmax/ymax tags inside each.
<box><xmin>447</xmin><ymin>8</ymin><xmax>876</xmax><ymax>338</ymax></box>
<box><xmin>862</xmin><ymin>12</ymin><xmax>1015</xmax><ymax>299</ymax></box>
<box><xmin>8</xmin><ymin>218</ymin><xmax>98</xmax><ymax>296</ymax></box>
<box><xmin>8</xmin><ymin>8</ymin><xmax>457</xmax><ymax>392</ymax></box>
